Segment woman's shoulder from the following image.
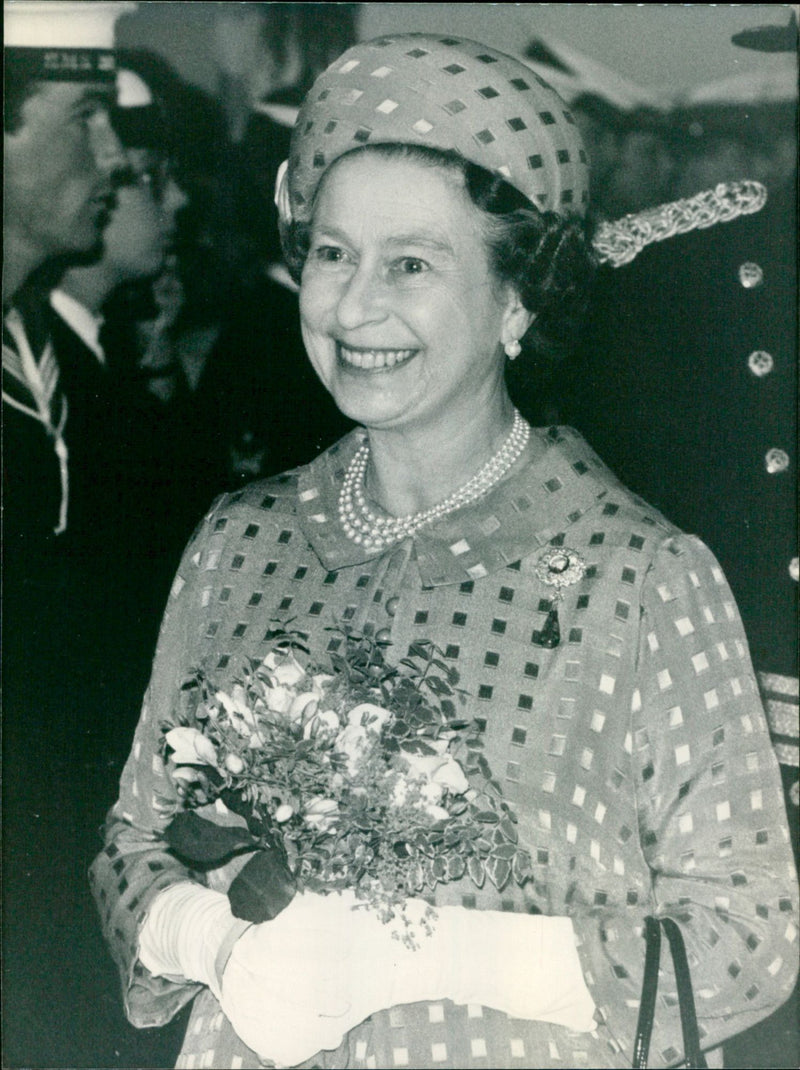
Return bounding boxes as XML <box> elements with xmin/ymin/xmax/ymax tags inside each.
<box><xmin>546</xmin><ymin>426</ymin><xmax>735</xmax><ymax>583</ymax></box>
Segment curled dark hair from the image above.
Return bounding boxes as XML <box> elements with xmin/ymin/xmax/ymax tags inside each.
<box><xmin>280</xmin><ymin>143</ymin><xmax>596</xmax><ymax>380</ymax></box>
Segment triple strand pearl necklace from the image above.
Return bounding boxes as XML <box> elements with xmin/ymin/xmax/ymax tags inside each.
<box><xmin>338</xmin><ymin>409</ymin><xmax>531</xmax><ymax>553</ymax></box>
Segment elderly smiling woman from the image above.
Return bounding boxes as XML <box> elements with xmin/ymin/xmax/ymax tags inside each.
<box><xmin>91</xmin><ymin>35</ymin><xmax>797</xmax><ymax>1070</ymax></box>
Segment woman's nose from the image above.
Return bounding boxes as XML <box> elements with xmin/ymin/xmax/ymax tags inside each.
<box><xmin>89</xmin><ymin>109</ymin><xmax>127</xmax><ymax>175</ymax></box>
<box><xmin>335</xmin><ymin>264</ymin><xmax>387</xmax><ymax>331</ymax></box>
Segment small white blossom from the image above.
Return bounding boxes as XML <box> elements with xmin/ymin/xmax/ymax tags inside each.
<box><xmin>347</xmin><ymin>702</ymin><xmax>393</xmax><ymax>733</ymax></box>
<box><xmin>303</xmin><ymin>707</ymin><xmax>341</xmax><ymax>740</ymax></box>
<box><xmin>263</xmin><ymin>650</ymin><xmax>307</xmax><ymax>687</ymax></box>
<box><xmin>289</xmin><ymin>692</ymin><xmax>319</xmax><ymax>724</ymax></box>
<box><xmin>165</xmin><ymin>726</ymin><xmax>219</xmax><ymax>767</ymax></box>
<box><xmin>265</xmin><ymin>684</ymin><xmax>295</xmax><ymax>716</ymax></box>
<box><xmin>225</xmin><ymin>753</ymin><xmax>245</xmax><ymax>775</ymax></box>
<box><xmin>304</xmin><ymin>797</ymin><xmax>339</xmax><ymax>831</ymax></box>
<box><xmin>335</xmin><ymin>723</ymin><xmax>371</xmax><ymax>775</ymax></box>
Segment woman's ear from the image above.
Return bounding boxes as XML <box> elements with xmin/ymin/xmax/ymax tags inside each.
<box><xmin>501</xmin><ymin>290</ymin><xmax>536</xmax><ymax>350</ymax></box>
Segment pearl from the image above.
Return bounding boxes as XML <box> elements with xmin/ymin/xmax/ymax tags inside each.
<box><xmin>338</xmin><ymin>410</ymin><xmax>530</xmax><ymax>550</ymax></box>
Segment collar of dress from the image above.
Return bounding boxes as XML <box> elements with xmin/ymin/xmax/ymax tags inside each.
<box><xmin>296</xmin><ymin>425</ymin><xmax>615</xmax><ymax>587</ymax></box>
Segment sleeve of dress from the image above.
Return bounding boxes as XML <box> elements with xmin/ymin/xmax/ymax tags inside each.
<box><xmin>571</xmin><ymin>532</ymin><xmax>798</xmax><ymax>1066</ymax></box>
<box><xmin>89</xmin><ymin>500</ymin><xmax>230</xmax><ymax>1029</ymax></box>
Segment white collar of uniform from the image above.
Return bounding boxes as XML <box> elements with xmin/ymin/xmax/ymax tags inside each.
<box><xmin>49</xmin><ymin>289</ymin><xmax>106</xmax><ymax>365</ymax></box>
<box><xmin>251</xmin><ymin>101</ymin><xmax>300</xmax><ymax>128</ymax></box>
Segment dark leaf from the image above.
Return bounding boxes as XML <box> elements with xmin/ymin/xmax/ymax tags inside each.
<box><xmin>475</xmin><ymin>810</ymin><xmax>500</xmax><ymax>823</ymax></box>
<box><xmin>500</xmin><ymin>816</ymin><xmax>518</xmax><ymax>843</ymax></box>
<box><xmin>165</xmin><ymin>812</ymin><xmax>256</xmax><ymax>865</ymax></box>
<box><xmin>408</xmin><ymin>641</ymin><xmax>432</xmax><ymax>660</ymax></box>
<box><xmin>228</xmin><ymin>845</ymin><xmax>297</xmax><ymax>922</ymax></box>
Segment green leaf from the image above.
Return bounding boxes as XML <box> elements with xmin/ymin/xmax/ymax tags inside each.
<box><xmin>467</xmin><ymin>854</ymin><xmax>486</xmax><ymax>888</ymax></box>
<box><xmin>446</xmin><ymin>854</ymin><xmax>466</xmax><ymax>880</ymax></box>
<box><xmin>228</xmin><ymin>845</ymin><xmax>297</xmax><ymax>922</ymax></box>
<box><xmin>512</xmin><ymin>850</ymin><xmax>534</xmax><ymax>886</ymax></box>
<box><xmin>500</xmin><ymin>816</ymin><xmax>518</xmax><ymax>843</ymax></box>
<box><xmin>485</xmin><ymin>855</ymin><xmax>511</xmax><ymax>891</ymax></box>
<box><xmin>492</xmin><ymin>843</ymin><xmax>518</xmax><ymax>860</ymax></box>
<box><xmin>164</xmin><ymin>812</ymin><xmax>256</xmax><ymax>865</ymax></box>
<box><xmin>408</xmin><ymin>641</ymin><xmax>432</xmax><ymax>660</ymax></box>
<box><xmin>475</xmin><ymin>810</ymin><xmax>499</xmax><ymax>823</ymax></box>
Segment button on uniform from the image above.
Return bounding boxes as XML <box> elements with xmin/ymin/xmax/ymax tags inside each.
<box><xmin>748</xmin><ymin>350</ymin><xmax>774</xmax><ymax>377</ymax></box>
<box><xmin>765</xmin><ymin>448</ymin><xmax>790</xmax><ymax>474</ymax></box>
<box><xmin>739</xmin><ymin>260</ymin><xmax>764</xmax><ymax>288</ymax></box>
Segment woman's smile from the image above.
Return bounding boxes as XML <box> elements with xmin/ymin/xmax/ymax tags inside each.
<box><xmin>336</xmin><ymin>342</ymin><xmax>419</xmax><ymax>372</ymax></box>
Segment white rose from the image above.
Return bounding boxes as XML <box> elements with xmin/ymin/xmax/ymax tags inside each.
<box><xmin>335</xmin><ymin>723</ymin><xmax>371</xmax><ymax>775</ymax></box>
<box><xmin>289</xmin><ymin>692</ymin><xmax>319</xmax><ymax>725</ymax></box>
<box><xmin>262</xmin><ymin>650</ymin><xmax>306</xmax><ymax>688</ymax></box>
<box><xmin>265</xmin><ymin>684</ymin><xmax>294</xmax><ymax>716</ymax></box>
<box><xmin>303</xmin><ymin>707</ymin><xmax>341</xmax><ymax>741</ymax></box>
<box><xmin>400</xmin><ymin>744</ymin><xmax>469</xmax><ymax>798</ymax></box>
<box><xmin>165</xmin><ymin>726</ymin><xmax>219</xmax><ymax>767</ymax></box>
<box><xmin>431</xmin><ymin>753</ymin><xmax>470</xmax><ymax>795</ymax></box>
<box><xmin>310</xmin><ymin>673</ymin><xmax>335</xmax><ymax>699</ymax></box>
<box><xmin>304</xmin><ymin>797</ymin><xmax>339</xmax><ymax>832</ymax></box>
<box><xmin>346</xmin><ymin>702</ymin><xmax>392</xmax><ymax>734</ymax></box>
<box><xmin>215</xmin><ymin>686</ymin><xmax>257</xmax><ymax>736</ymax></box>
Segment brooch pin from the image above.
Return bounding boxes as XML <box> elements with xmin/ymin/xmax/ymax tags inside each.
<box><xmin>532</xmin><ymin>547</ymin><xmax>587</xmax><ymax>649</ymax></box>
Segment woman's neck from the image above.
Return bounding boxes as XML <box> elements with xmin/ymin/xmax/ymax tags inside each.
<box><xmin>364</xmin><ymin>392</ymin><xmax>519</xmax><ymax>518</ymax></box>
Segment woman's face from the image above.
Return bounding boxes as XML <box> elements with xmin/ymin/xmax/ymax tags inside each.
<box><xmin>299</xmin><ymin>153</ymin><xmax>523</xmax><ymax>436</ymax></box>
<box><xmin>103</xmin><ymin>148</ymin><xmax>188</xmax><ymax>282</ymax></box>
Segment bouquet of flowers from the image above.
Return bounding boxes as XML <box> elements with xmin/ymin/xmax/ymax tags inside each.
<box><xmin>160</xmin><ymin>627</ymin><xmax>533</xmax><ymax>938</ymax></box>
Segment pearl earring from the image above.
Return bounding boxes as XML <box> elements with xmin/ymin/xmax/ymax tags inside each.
<box><xmin>504</xmin><ymin>339</ymin><xmax>521</xmax><ymax>360</ymax></box>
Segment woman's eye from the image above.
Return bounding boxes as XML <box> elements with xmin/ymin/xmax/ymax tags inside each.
<box><xmin>393</xmin><ymin>257</ymin><xmax>428</xmax><ymax>276</ymax></box>
<box><xmin>312</xmin><ymin>245</ymin><xmax>348</xmax><ymax>265</ymax></box>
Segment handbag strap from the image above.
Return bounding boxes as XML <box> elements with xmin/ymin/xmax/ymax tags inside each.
<box><xmin>633</xmin><ymin>916</ymin><xmax>709</xmax><ymax>1069</ymax></box>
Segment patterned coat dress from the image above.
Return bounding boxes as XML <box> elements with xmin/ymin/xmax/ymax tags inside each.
<box><xmin>91</xmin><ymin>426</ymin><xmax>798</xmax><ymax>1069</ymax></box>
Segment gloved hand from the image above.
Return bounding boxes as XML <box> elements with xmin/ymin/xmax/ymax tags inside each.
<box><xmin>139</xmin><ymin>883</ymin><xmax>596</xmax><ymax>1067</ymax></box>
<box><xmin>218</xmin><ymin>890</ymin><xmax>451</xmax><ymax>1065</ymax></box>
<box><xmin>433</xmin><ymin>905</ymin><xmax>597</xmax><ymax>1030</ymax></box>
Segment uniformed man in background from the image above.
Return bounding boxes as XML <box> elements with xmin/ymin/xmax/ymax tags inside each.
<box><xmin>560</xmin><ymin>19</ymin><xmax>798</xmax><ymax>1065</ymax></box>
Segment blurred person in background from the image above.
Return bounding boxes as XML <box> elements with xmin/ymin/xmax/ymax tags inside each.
<box><xmin>3</xmin><ymin>6</ymin><xmax>190</xmax><ymax>1068</ymax></box>
<box><xmin>569</xmin><ymin>94</ymin><xmax>674</xmax><ymax>218</ymax></box>
<box><xmin>170</xmin><ymin>2</ymin><xmax>361</xmax><ymax>487</ymax></box>
<box><xmin>3</xmin><ymin>0</ymin><xmax>126</xmax><ymax>548</ymax></box>
<box><xmin>49</xmin><ymin>65</ymin><xmax>190</xmax><ymax>570</ymax></box>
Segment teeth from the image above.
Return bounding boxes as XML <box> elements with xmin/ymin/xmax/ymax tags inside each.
<box><xmin>338</xmin><ymin>345</ymin><xmax>416</xmax><ymax>370</ymax></box>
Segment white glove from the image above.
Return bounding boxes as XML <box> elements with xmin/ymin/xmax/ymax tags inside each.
<box><xmin>219</xmin><ymin>890</ymin><xmax>451</xmax><ymax>1065</ymax></box>
<box><xmin>434</xmin><ymin>906</ymin><xmax>597</xmax><ymax>1030</ymax></box>
<box><xmin>139</xmin><ymin>884</ymin><xmax>595</xmax><ymax>1067</ymax></box>
<box><xmin>137</xmin><ymin>882</ymin><xmax>251</xmax><ymax>1001</ymax></box>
